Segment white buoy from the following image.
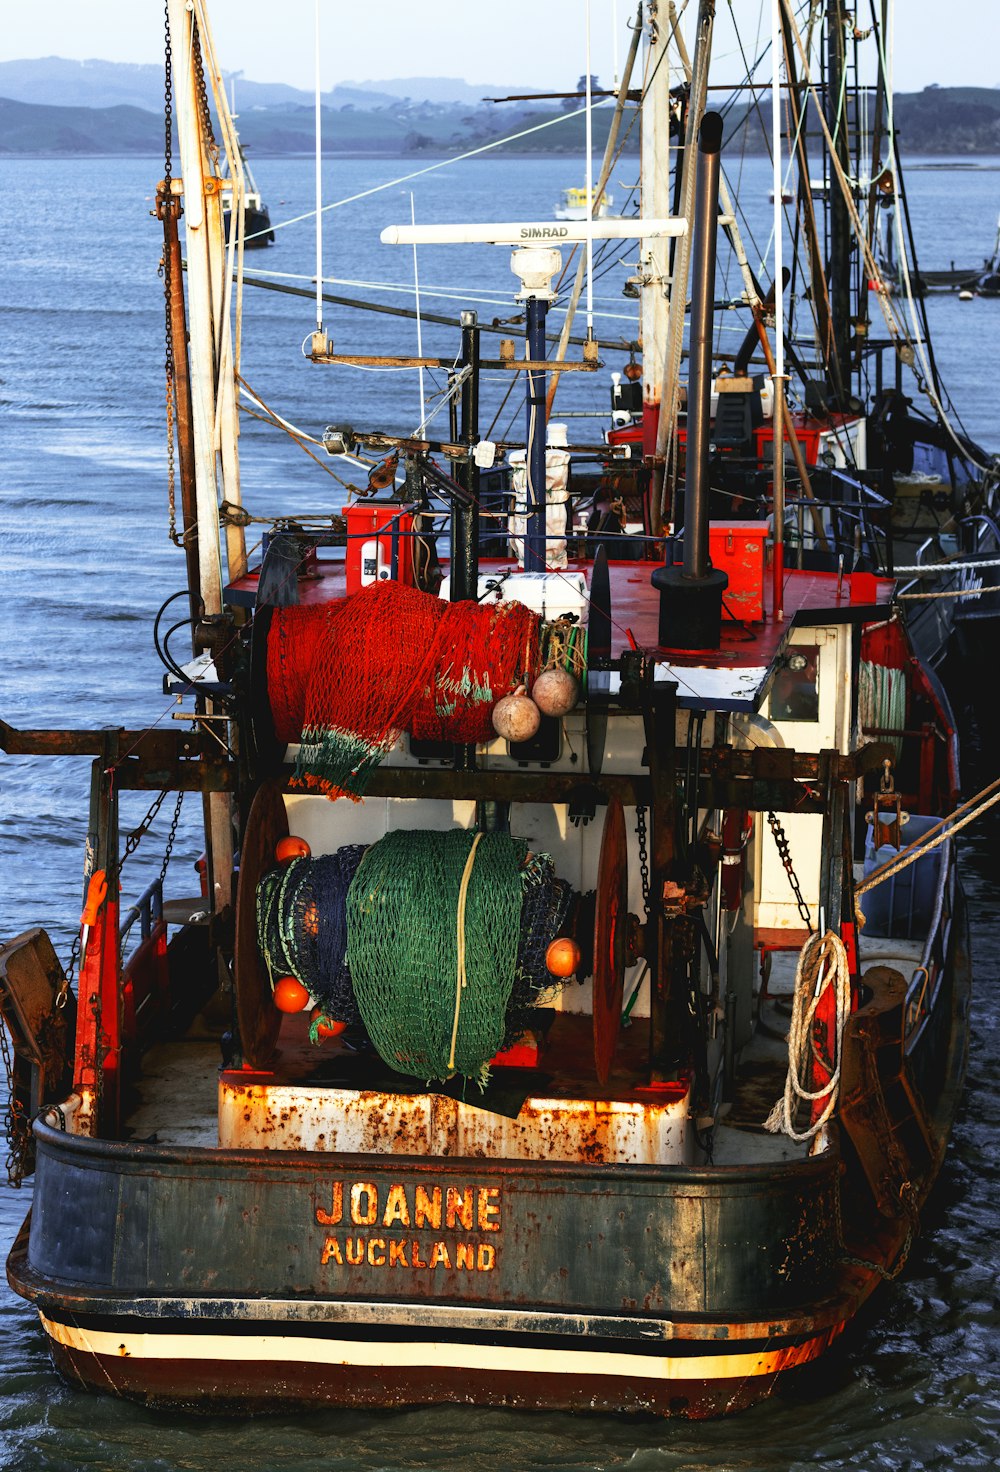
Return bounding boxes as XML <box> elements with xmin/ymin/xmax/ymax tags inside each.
<box><xmin>959</xmin><ymin>289</ymin><xmax>974</xmax><ymax>301</ymax></box>
<box><xmin>492</xmin><ymin>686</ymin><xmax>541</xmax><ymax>743</ymax></box>
<box><xmin>532</xmin><ymin>668</ymin><xmax>580</xmax><ymax>717</ymax></box>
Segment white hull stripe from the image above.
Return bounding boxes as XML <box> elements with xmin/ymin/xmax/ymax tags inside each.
<box><xmin>39</xmin><ymin>1313</ymin><xmax>833</xmax><ymax>1384</ymax></box>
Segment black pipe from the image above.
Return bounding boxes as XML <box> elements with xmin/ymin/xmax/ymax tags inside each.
<box><xmin>452</xmin><ymin>311</ymin><xmax>480</xmax><ymax>601</ymax></box>
<box><xmin>826</xmin><ymin>0</ymin><xmax>853</xmax><ymax>400</ymax></box>
<box><xmin>684</xmin><ymin>111</ymin><xmax>724</xmax><ymax>580</ymax></box>
<box><xmin>651</xmin><ymin>113</ymin><xmax>728</xmax><ymax>651</ymax></box>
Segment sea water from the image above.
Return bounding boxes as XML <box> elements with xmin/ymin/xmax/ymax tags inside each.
<box><xmin>1</xmin><ymin>152</ymin><xmax>999</xmax><ymax>1470</ymax></box>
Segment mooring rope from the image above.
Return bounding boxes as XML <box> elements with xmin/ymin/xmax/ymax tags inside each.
<box><xmin>764</xmin><ymin>930</ymin><xmax>851</xmax><ymax>1143</ymax></box>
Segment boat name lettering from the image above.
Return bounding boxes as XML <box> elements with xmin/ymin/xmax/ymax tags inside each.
<box><xmin>315</xmin><ymin>1181</ymin><xmax>502</xmax><ymax>1231</ymax></box>
<box><xmin>519</xmin><ymin>225</ymin><xmax>569</xmax><ymax>240</ymax></box>
<box><xmin>320</xmin><ymin>1235</ymin><xmax>497</xmax><ymax>1272</ymax></box>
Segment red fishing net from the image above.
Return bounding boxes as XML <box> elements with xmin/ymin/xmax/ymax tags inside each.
<box><xmin>267</xmin><ymin>600</ymin><xmax>341</xmax><ymax>744</ymax></box>
<box><xmin>268</xmin><ymin>581</ymin><xmax>540</xmax><ymax>799</ymax></box>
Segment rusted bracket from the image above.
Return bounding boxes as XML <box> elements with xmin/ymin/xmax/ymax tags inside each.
<box><xmin>0</xmin><ymin>722</ymin><xmax>233</xmax><ymax>792</ymax></box>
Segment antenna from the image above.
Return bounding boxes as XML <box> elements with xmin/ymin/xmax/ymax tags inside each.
<box><xmin>313</xmin><ymin>0</ymin><xmax>325</xmax><ymax>347</ymax></box>
<box><xmin>585</xmin><ymin>0</ymin><xmax>594</xmax><ymax>337</ymax></box>
<box><xmin>611</xmin><ymin>0</ymin><xmax>620</xmax><ymax>89</ymax></box>
<box><xmin>411</xmin><ymin>193</ymin><xmax>427</xmax><ymax>434</ymax></box>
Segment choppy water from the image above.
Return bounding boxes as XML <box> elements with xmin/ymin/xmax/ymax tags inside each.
<box><xmin>1</xmin><ymin>152</ymin><xmax>999</xmax><ymax>1469</ymax></box>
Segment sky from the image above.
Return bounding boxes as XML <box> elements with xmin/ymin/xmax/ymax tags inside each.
<box><xmin>0</xmin><ymin>1</ymin><xmax>997</xmax><ymax>95</ymax></box>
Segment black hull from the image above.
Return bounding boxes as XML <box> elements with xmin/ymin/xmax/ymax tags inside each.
<box><xmin>223</xmin><ymin>205</ymin><xmax>274</xmax><ymax>247</ymax></box>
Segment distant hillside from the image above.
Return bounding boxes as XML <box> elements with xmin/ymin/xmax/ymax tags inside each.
<box><xmin>0</xmin><ymin>95</ymin><xmax>164</xmax><ymax>154</ymax></box>
<box><xmin>0</xmin><ymin>57</ymin><xmax>532</xmax><ymax>115</ymax></box>
<box><xmin>3</xmin><ymin>68</ymin><xmax>1000</xmax><ymax>159</ymax></box>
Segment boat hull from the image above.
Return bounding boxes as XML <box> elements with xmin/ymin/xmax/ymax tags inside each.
<box><xmin>7</xmin><ymin>886</ymin><xmax>971</xmax><ymax>1417</ymax></box>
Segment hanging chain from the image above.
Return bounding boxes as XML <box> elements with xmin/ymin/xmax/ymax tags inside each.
<box><xmin>767</xmin><ymin>811</ymin><xmax>813</xmax><ymax>929</ymax></box>
<box><xmin>191</xmin><ymin>20</ymin><xmax>219</xmax><ymax>164</ymax></box>
<box><xmin>119</xmin><ymin>790</ymin><xmax>173</xmax><ymax>878</ymax></box>
<box><xmin>158</xmin><ymin>791</ymin><xmax>185</xmax><ymax>885</ymax></box>
<box><xmin>635</xmin><ymin>805</ymin><xmax>650</xmax><ymax>916</ymax></box>
<box><xmin>161</xmin><ymin>0</ymin><xmax>182</xmax><ymax>549</ymax></box>
<box><xmin>1</xmin><ymin>1015</ymin><xmax>31</xmax><ymax>1188</ymax></box>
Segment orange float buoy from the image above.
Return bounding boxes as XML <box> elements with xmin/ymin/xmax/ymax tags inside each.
<box><xmin>275</xmin><ymin>835</ymin><xmax>311</xmax><ymax>864</ymax></box>
<box><xmin>311</xmin><ymin>1006</ymin><xmax>347</xmax><ymax>1040</ymax></box>
<box><xmin>545</xmin><ymin>936</ymin><xmax>581</xmax><ymax>978</ymax></box>
<box><xmin>273</xmin><ymin>976</ymin><xmax>310</xmax><ymax>1012</ymax></box>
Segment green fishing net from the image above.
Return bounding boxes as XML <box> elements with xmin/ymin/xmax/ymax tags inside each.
<box><xmin>346</xmin><ymin>829</ymin><xmax>526</xmax><ymax>1084</ymax></box>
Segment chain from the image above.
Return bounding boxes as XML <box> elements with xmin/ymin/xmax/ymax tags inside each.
<box><xmin>767</xmin><ymin>811</ymin><xmax>813</xmax><ymax>928</ymax></box>
<box><xmin>834</xmin><ymin>1175</ymin><xmax>917</xmax><ymax>1281</ymax></box>
<box><xmin>635</xmin><ymin>805</ymin><xmax>650</xmax><ymax>916</ymax></box>
<box><xmin>161</xmin><ymin>0</ymin><xmax>182</xmax><ymax>549</ymax></box>
<box><xmin>158</xmin><ymin>791</ymin><xmax>184</xmax><ymax>885</ymax></box>
<box><xmin>191</xmin><ymin>20</ymin><xmax>219</xmax><ymax>164</ymax></box>
<box><xmin>119</xmin><ymin>790</ymin><xmax>173</xmax><ymax>879</ymax></box>
<box><xmin>0</xmin><ymin>1014</ymin><xmax>31</xmax><ymax>1188</ymax></box>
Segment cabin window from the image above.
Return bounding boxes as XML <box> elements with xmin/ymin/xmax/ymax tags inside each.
<box><xmin>767</xmin><ymin>646</ymin><xmax>820</xmax><ymax>722</ymax></box>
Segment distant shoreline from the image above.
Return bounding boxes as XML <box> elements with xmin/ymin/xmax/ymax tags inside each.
<box><xmin>5</xmin><ymin>152</ymin><xmax>1000</xmax><ymax>167</ymax></box>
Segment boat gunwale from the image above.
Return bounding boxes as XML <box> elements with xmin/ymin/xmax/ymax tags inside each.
<box><xmin>27</xmin><ymin>1116</ymin><xmax>838</xmax><ymax>1190</ymax></box>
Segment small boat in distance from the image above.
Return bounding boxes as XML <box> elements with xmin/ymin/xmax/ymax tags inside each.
<box><xmin>554</xmin><ymin>185</ymin><xmax>613</xmax><ymax>219</ymax></box>
<box><xmin>221</xmin><ymin>81</ymin><xmax>274</xmax><ymax>247</ymax></box>
<box><xmin>222</xmin><ymin>150</ymin><xmax>274</xmax><ymax>247</ymax></box>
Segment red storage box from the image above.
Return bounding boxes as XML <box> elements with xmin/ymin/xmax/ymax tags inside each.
<box><xmin>345</xmin><ymin>503</ymin><xmax>414</xmax><ymax>594</ymax></box>
<box><xmin>709</xmin><ymin>520</ymin><xmax>766</xmax><ymax>622</ymax></box>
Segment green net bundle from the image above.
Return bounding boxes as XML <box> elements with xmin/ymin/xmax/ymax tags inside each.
<box><xmin>346</xmin><ymin>829</ymin><xmax>526</xmax><ymax>1084</ymax></box>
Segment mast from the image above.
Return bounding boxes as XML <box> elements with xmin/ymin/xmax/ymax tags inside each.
<box><xmin>655</xmin><ymin>0</ymin><xmax>715</xmax><ymax>504</ymax></box>
<box><xmin>640</xmin><ymin>0</ymin><xmax>673</xmax><ymax>467</ymax></box>
<box><xmin>826</xmin><ymin>0</ymin><xmax>853</xmax><ymax>401</ymax></box>
<box><xmin>166</xmin><ymin>0</ymin><xmax>236</xmax><ymax>910</ymax></box>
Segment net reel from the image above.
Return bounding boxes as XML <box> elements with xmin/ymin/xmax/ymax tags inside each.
<box><xmin>592</xmin><ymin>795</ymin><xmax>644</xmax><ymax>1086</ymax></box>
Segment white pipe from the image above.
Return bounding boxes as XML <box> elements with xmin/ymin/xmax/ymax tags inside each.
<box><xmin>314</xmin><ymin>0</ymin><xmax>323</xmax><ymax>333</ymax></box>
<box><xmin>381</xmin><ymin>218</ymin><xmax>686</xmax><ymax>246</ymax></box>
<box><xmin>411</xmin><ymin>192</ymin><xmax>427</xmax><ymax>433</ymax></box>
<box><xmin>167</xmin><ymin>0</ymin><xmax>223</xmax><ymax>618</ymax></box>
<box><xmin>585</xmin><ymin>0</ymin><xmax>594</xmax><ymax>335</ymax></box>
<box><xmin>611</xmin><ymin>0</ymin><xmax>620</xmax><ymax>88</ymax></box>
<box><xmin>771</xmin><ymin>0</ymin><xmax>784</xmax><ymax>382</ymax></box>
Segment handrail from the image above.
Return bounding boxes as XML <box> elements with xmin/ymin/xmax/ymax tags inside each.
<box><xmin>119</xmin><ymin>878</ymin><xmax>164</xmax><ymax>951</ymax></box>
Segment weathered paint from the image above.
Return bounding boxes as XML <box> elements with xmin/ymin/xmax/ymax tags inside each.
<box><xmin>21</xmin><ymin>1123</ymin><xmax>840</xmax><ymax>1319</ymax></box>
<box><xmin>218</xmin><ymin>1081</ymin><xmax>693</xmax><ymax>1165</ymax></box>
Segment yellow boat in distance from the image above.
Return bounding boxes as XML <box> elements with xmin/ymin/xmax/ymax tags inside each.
<box><xmin>554</xmin><ymin>185</ymin><xmax>614</xmax><ymax>220</ymax></box>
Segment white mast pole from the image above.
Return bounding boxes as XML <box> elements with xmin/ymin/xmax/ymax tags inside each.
<box><xmin>167</xmin><ymin>0</ymin><xmax>233</xmax><ymax>908</ymax></box>
<box><xmin>585</xmin><ymin>0</ymin><xmax>595</xmax><ymax>336</ymax></box>
<box><xmin>641</xmin><ymin>0</ymin><xmax>673</xmax><ymax>478</ymax></box>
<box><xmin>611</xmin><ymin>0</ymin><xmax>620</xmax><ymax>89</ymax></box>
<box><xmin>314</xmin><ymin>0</ymin><xmax>324</xmax><ymax>340</ymax></box>
<box><xmin>411</xmin><ymin>192</ymin><xmax>427</xmax><ymax>432</ymax></box>
<box><xmin>167</xmin><ymin>0</ymin><xmax>223</xmax><ymax>620</ymax></box>
<box><xmin>771</xmin><ymin>0</ymin><xmax>786</xmax><ymax>620</ymax></box>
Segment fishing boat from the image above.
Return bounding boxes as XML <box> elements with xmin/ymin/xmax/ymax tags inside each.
<box><xmin>1</xmin><ymin>0</ymin><xmax>994</xmax><ymax>1420</ymax></box>
<box><xmin>554</xmin><ymin>184</ymin><xmax>613</xmax><ymax>219</ymax></box>
<box><xmin>220</xmin><ymin>80</ymin><xmax>274</xmax><ymax>247</ymax></box>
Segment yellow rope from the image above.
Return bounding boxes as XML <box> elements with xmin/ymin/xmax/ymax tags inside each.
<box><xmin>448</xmin><ymin>832</ymin><xmax>483</xmax><ymax>1073</ymax></box>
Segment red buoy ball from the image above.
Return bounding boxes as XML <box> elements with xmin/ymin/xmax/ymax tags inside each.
<box><xmin>276</xmin><ymin>835</ymin><xmax>311</xmax><ymax>864</ymax></box>
<box><xmin>545</xmin><ymin>936</ymin><xmax>581</xmax><ymax>978</ymax></box>
<box><xmin>311</xmin><ymin>1006</ymin><xmax>347</xmax><ymax>1040</ymax></box>
<box><xmin>273</xmin><ymin>976</ymin><xmax>311</xmax><ymax>1013</ymax></box>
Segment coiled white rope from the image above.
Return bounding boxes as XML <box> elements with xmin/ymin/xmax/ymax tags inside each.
<box><xmin>764</xmin><ymin>930</ymin><xmax>851</xmax><ymax>1143</ymax></box>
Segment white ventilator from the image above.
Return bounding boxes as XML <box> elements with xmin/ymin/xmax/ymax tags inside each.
<box><xmin>508</xmin><ymin>422</ymin><xmax>572</xmax><ymax>570</ymax></box>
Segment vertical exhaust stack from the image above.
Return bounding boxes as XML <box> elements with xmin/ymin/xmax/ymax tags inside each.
<box><xmin>652</xmin><ymin>112</ymin><xmax>729</xmax><ymax>650</ymax></box>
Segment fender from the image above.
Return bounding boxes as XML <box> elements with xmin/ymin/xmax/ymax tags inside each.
<box><xmin>720</xmin><ymin>808</ymin><xmax>751</xmax><ymax>911</ymax></box>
